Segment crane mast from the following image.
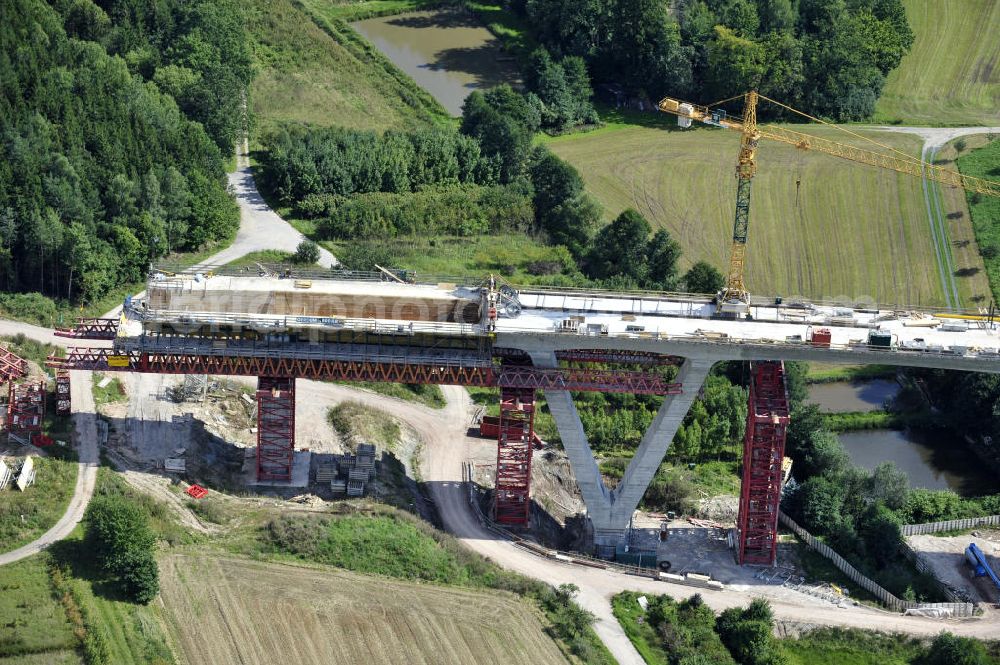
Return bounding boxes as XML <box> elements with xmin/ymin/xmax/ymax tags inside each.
<box><xmin>722</xmin><ymin>91</ymin><xmax>759</xmax><ymax>313</ymax></box>
<box><xmin>658</xmin><ymin>91</ymin><xmax>1000</xmax><ymax>316</ymax></box>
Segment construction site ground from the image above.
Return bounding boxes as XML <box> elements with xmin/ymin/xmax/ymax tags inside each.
<box><xmin>907</xmin><ymin>529</ymin><xmax>1000</xmax><ymax>605</ymax></box>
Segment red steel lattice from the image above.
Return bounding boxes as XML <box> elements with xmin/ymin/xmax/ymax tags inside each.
<box><xmin>0</xmin><ymin>348</ymin><xmax>27</xmax><ymax>385</ymax></box>
<box><xmin>49</xmin><ymin>349</ymin><xmax>681</xmax><ymax>394</ymax></box>
<box><xmin>256</xmin><ymin>376</ymin><xmax>295</xmax><ymax>482</ymax></box>
<box><xmin>56</xmin><ymin>369</ymin><xmax>71</xmax><ymax>416</ymax></box>
<box><xmin>54</xmin><ymin>317</ymin><xmax>119</xmax><ymax>340</ymax></box>
<box><xmin>494</xmin><ymin>385</ymin><xmax>535</xmax><ymax>526</ymax></box>
<box><xmin>736</xmin><ymin>361</ymin><xmax>790</xmax><ymax>566</ymax></box>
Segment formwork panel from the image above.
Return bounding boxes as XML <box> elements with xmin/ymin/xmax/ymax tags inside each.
<box><xmin>256</xmin><ymin>376</ymin><xmax>295</xmax><ymax>482</ymax></box>
<box><xmin>736</xmin><ymin>361</ymin><xmax>789</xmax><ymax>566</ymax></box>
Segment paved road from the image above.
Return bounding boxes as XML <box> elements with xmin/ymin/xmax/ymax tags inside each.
<box><xmin>197</xmin><ymin>139</ymin><xmax>337</xmax><ymax>271</ymax></box>
<box><xmin>876</xmin><ymin>126</ymin><xmax>1000</xmax><ymax>310</ymax></box>
<box><xmin>0</xmin><ymin>371</ymin><xmax>99</xmax><ymax>566</ymax></box>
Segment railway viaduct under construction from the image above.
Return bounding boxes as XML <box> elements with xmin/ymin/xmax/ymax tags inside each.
<box><xmin>48</xmin><ymin>266</ymin><xmax>1000</xmax><ymax>564</ymax></box>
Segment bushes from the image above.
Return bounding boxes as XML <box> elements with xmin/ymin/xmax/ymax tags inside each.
<box><xmin>84</xmin><ymin>495</ymin><xmax>160</xmax><ymax>604</ymax></box>
<box><xmin>259</xmin><ymin>124</ymin><xmax>494</xmax><ymax>204</ymax></box>
<box><xmin>315</xmin><ymin>184</ymin><xmax>533</xmax><ymax>240</ymax></box>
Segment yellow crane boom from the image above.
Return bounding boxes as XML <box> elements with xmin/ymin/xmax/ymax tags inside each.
<box><xmin>658</xmin><ymin>92</ymin><xmax>1000</xmax><ymax>313</ymax></box>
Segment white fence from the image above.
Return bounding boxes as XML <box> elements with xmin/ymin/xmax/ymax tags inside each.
<box><xmin>901</xmin><ymin>515</ymin><xmax>1000</xmax><ymax>536</ymax></box>
<box><xmin>780</xmin><ymin>511</ymin><xmax>978</xmax><ymax>617</ymax></box>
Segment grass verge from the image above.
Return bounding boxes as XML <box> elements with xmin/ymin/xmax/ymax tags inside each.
<box><xmin>0</xmin><ymin>556</ymin><xmax>80</xmax><ymax>663</ymax></box>
<box><xmin>805</xmin><ymin>363</ymin><xmax>897</xmax><ymax>383</ymax></box>
<box><xmin>958</xmin><ymin>138</ymin><xmax>1000</xmax><ymax>303</ymax></box>
<box><xmin>91</xmin><ymin>373</ymin><xmax>126</xmax><ymax>408</ymax></box>
<box><xmin>337</xmin><ymin>381</ymin><xmax>446</xmax><ymax>408</ymax></box>
<box><xmin>0</xmin><ymin>457</ymin><xmax>78</xmax><ymax>555</ymax></box>
<box><xmin>328</xmin><ymin>402</ymin><xmax>403</xmax><ymax>448</ymax></box>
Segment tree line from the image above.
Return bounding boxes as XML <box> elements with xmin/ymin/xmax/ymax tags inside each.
<box><xmin>262</xmin><ymin>83</ymin><xmax>727</xmax><ymax>293</ymax></box>
<box><xmin>503</xmin><ymin>0</ymin><xmax>913</xmax><ymax>121</ymax></box>
<box><xmin>0</xmin><ymin>0</ymin><xmax>247</xmax><ymax>305</ymax></box>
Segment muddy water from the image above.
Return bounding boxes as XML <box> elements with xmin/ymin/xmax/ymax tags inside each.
<box><xmin>807</xmin><ymin>379</ymin><xmax>899</xmax><ymax>412</ymax></box>
<box><xmin>837</xmin><ymin>429</ymin><xmax>996</xmax><ymax>496</ymax></box>
<box><xmin>809</xmin><ymin>379</ymin><xmax>996</xmax><ymax>495</ymax></box>
<box><xmin>352</xmin><ymin>8</ymin><xmax>521</xmax><ymax>116</ymax></box>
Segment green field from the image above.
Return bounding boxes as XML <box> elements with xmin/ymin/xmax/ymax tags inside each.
<box><xmin>547</xmin><ymin>123</ymin><xmax>991</xmax><ymax>307</ymax></box>
<box><xmin>325</xmin><ymin>234</ymin><xmax>583</xmax><ymax>284</ymax></box>
<box><xmin>958</xmin><ymin>138</ymin><xmax>1000</xmax><ymax>301</ymax></box>
<box><xmin>0</xmin><ymin>556</ymin><xmax>81</xmax><ymax>664</ymax></box>
<box><xmin>875</xmin><ymin>0</ymin><xmax>1000</xmax><ymax>125</ymax></box>
<box><xmin>248</xmin><ymin>0</ymin><xmax>448</xmax><ymax>133</ymax></box>
<box><xmin>0</xmin><ymin>458</ymin><xmax>78</xmax><ymax>555</ymax></box>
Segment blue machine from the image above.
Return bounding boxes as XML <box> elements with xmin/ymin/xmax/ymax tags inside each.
<box><xmin>965</xmin><ymin>543</ymin><xmax>1000</xmax><ymax>592</ymax></box>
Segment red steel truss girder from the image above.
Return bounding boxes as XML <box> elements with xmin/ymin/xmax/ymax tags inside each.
<box><xmin>256</xmin><ymin>376</ymin><xmax>295</xmax><ymax>482</ymax></box>
<box><xmin>0</xmin><ymin>348</ymin><xmax>26</xmax><ymax>385</ymax></box>
<box><xmin>54</xmin><ymin>318</ymin><xmax>119</xmax><ymax>340</ymax></box>
<box><xmin>737</xmin><ymin>361</ymin><xmax>789</xmax><ymax>566</ymax></box>
<box><xmin>49</xmin><ymin>349</ymin><xmax>683</xmax><ymax>395</ymax></box>
<box><xmin>494</xmin><ymin>384</ymin><xmax>535</xmax><ymax>526</ymax></box>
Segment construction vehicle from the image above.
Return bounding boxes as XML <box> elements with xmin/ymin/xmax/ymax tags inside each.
<box><xmin>658</xmin><ymin>92</ymin><xmax>1000</xmax><ymax>317</ymax></box>
<box><xmin>965</xmin><ymin>543</ymin><xmax>1000</xmax><ymax>596</ymax></box>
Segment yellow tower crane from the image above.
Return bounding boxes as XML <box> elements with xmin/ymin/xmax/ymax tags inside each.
<box><xmin>658</xmin><ymin>92</ymin><xmax>1000</xmax><ymax>316</ymax></box>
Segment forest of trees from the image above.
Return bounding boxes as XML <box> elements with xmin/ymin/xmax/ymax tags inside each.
<box><xmin>0</xmin><ymin>0</ymin><xmax>248</xmax><ymax>305</ymax></box>
<box><xmin>505</xmin><ymin>0</ymin><xmax>913</xmax><ymax>120</ymax></box>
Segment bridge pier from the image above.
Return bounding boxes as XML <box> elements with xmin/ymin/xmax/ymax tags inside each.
<box><xmin>256</xmin><ymin>377</ymin><xmax>296</xmax><ymax>482</ymax></box>
<box><xmin>529</xmin><ymin>351</ymin><xmax>712</xmax><ymax>556</ymax></box>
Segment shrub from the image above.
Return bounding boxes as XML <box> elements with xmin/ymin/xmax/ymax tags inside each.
<box><xmin>292</xmin><ymin>239</ymin><xmax>320</xmax><ymax>264</ymax></box>
<box><xmin>84</xmin><ymin>495</ymin><xmax>159</xmax><ymax>604</ymax></box>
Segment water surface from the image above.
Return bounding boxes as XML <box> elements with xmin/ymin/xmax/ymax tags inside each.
<box><xmin>807</xmin><ymin>379</ymin><xmax>899</xmax><ymax>413</ymax></box>
<box><xmin>838</xmin><ymin>429</ymin><xmax>996</xmax><ymax>496</ymax></box>
<box><xmin>352</xmin><ymin>9</ymin><xmax>521</xmax><ymax>116</ymax></box>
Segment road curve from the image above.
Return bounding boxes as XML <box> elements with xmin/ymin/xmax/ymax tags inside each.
<box><xmin>198</xmin><ymin>139</ymin><xmax>337</xmax><ymax>271</ymax></box>
<box><xmin>320</xmin><ymin>383</ymin><xmax>1000</xmax><ymax>660</ymax></box>
<box><xmin>0</xmin><ymin>371</ymin><xmax>99</xmax><ymax>566</ymax></box>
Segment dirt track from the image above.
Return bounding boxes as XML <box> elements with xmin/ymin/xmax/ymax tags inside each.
<box><xmin>0</xmin><ymin>371</ymin><xmax>99</xmax><ymax>566</ymax></box>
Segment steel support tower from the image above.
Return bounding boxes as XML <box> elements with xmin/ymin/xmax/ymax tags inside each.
<box><xmin>494</xmin><ymin>385</ymin><xmax>536</xmax><ymax>525</ymax></box>
<box><xmin>736</xmin><ymin>361</ymin><xmax>790</xmax><ymax>566</ymax></box>
<box><xmin>256</xmin><ymin>377</ymin><xmax>296</xmax><ymax>482</ymax></box>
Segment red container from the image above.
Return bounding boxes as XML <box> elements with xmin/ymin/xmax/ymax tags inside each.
<box><xmin>809</xmin><ymin>327</ymin><xmax>832</xmax><ymax>347</ymax></box>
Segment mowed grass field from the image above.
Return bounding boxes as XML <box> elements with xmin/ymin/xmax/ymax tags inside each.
<box><xmin>547</xmin><ymin>123</ymin><xmax>991</xmax><ymax>307</ymax></box>
<box><xmin>875</xmin><ymin>0</ymin><xmax>1000</xmax><ymax>126</ymax></box>
<box><xmin>247</xmin><ymin>0</ymin><xmax>445</xmax><ymax>133</ymax></box>
<box><xmin>158</xmin><ymin>554</ymin><xmax>569</xmax><ymax>665</ymax></box>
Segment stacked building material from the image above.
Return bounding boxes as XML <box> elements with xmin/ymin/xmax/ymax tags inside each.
<box><xmin>327</xmin><ymin>444</ymin><xmax>378</xmax><ymax>496</ymax></box>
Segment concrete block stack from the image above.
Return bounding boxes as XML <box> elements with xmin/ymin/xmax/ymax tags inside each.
<box><xmin>327</xmin><ymin>443</ymin><xmax>378</xmax><ymax>496</ymax></box>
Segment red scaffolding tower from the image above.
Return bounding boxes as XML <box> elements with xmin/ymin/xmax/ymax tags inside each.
<box><xmin>56</xmin><ymin>370</ymin><xmax>71</xmax><ymax>416</ymax></box>
<box><xmin>256</xmin><ymin>377</ymin><xmax>295</xmax><ymax>482</ymax></box>
<box><xmin>736</xmin><ymin>361</ymin><xmax>790</xmax><ymax>566</ymax></box>
<box><xmin>494</xmin><ymin>385</ymin><xmax>536</xmax><ymax>526</ymax></box>
<box><xmin>8</xmin><ymin>380</ymin><xmax>46</xmax><ymax>446</ymax></box>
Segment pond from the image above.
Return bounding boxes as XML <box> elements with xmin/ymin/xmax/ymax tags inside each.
<box><xmin>352</xmin><ymin>8</ymin><xmax>521</xmax><ymax>116</ymax></box>
<box><xmin>837</xmin><ymin>429</ymin><xmax>996</xmax><ymax>496</ymax></box>
<box><xmin>806</xmin><ymin>379</ymin><xmax>899</xmax><ymax>413</ymax></box>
